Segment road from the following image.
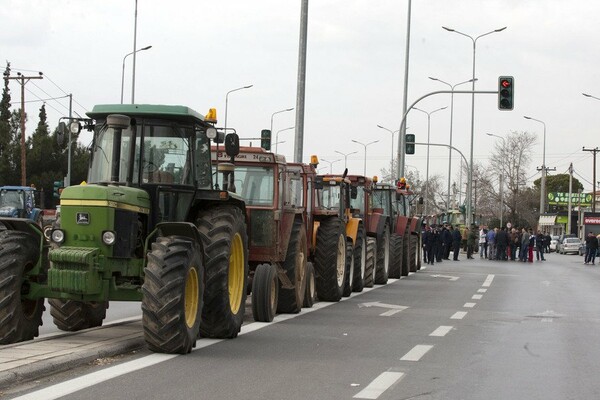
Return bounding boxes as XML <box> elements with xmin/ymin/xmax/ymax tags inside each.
<box><xmin>6</xmin><ymin>251</ymin><xmax>600</xmax><ymax>400</ymax></box>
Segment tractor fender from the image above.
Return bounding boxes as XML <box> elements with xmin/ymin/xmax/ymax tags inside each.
<box><xmin>368</xmin><ymin>214</ymin><xmax>390</xmax><ymax>243</ymax></box>
<box><xmin>345</xmin><ymin>217</ymin><xmax>360</xmax><ymax>245</ymax></box>
<box><xmin>30</xmin><ymin>208</ymin><xmax>43</xmax><ymax>223</ymax></box>
<box><xmin>146</xmin><ymin>222</ymin><xmax>205</xmax><ymax>259</ymax></box>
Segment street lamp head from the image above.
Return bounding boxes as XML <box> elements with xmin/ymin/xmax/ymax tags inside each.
<box><xmin>523</xmin><ymin>115</ymin><xmax>532</xmax><ymax>120</ymax></box>
<box><xmin>442</xmin><ymin>26</ymin><xmax>455</xmax><ymax>32</ymax></box>
<box><xmin>243</xmin><ymin>85</ymin><xmax>253</xmax><ymax>89</ymax></box>
<box><xmin>495</xmin><ymin>27</ymin><xmax>507</xmax><ymax>32</ymax></box>
<box><xmin>583</xmin><ymin>93</ymin><xmax>592</xmax><ymax>97</ymax></box>
<box><xmin>141</xmin><ymin>45</ymin><xmax>152</xmax><ymax>50</ymax></box>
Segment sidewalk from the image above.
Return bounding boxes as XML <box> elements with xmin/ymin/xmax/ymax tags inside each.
<box><xmin>0</xmin><ymin>320</ymin><xmax>145</xmax><ymax>390</ymax></box>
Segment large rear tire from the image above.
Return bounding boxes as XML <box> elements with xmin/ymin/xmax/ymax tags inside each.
<box><xmin>252</xmin><ymin>263</ymin><xmax>278</xmax><ymax>322</ymax></box>
<box><xmin>388</xmin><ymin>234</ymin><xmax>403</xmax><ymax>279</ymax></box>
<box><xmin>364</xmin><ymin>237</ymin><xmax>376</xmax><ymax>288</ymax></box>
<box><xmin>303</xmin><ymin>262</ymin><xmax>316</xmax><ymax>308</ymax></box>
<box><xmin>352</xmin><ymin>223</ymin><xmax>366</xmax><ymax>292</ymax></box>
<box><xmin>375</xmin><ymin>226</ymin><xmax>390</xmax><ymax>284</ymax></box>
<box><xmin>0</xmin><ymin>230</ymin><xmax>45</xmax><ymax>344</ymax></box>
<box><xmin>142</xmin><ymin>236</ymin><xmax>204</xmax><ymax>354</ymax></box>
<box><xmin>314</xmin><ymin>218</ymin><xmax>346</xmax><ymax>301</ymax></box>
<box><xmin>410</xmin><ymin>234</ymin><xmax>418</xmax><ymax>272</ymax></box>
<box><xmin>49</xmin><ymin>299</ymin><xmax>108</xmax><ymax>331</ymax></box>
<box><xmin>196</xmin><ymin>206</ymin><xmax>249</xmax><ymax>338</ymax></box>
<box><xmin>401</xmin><ymin>235</ymin><xmax>410</xmax><ymax>276</ymax></box>
<box><xmin>277</xmin><ymin>219</ymin><xmax>307</xmax><ymax>313</ymax></box>
<box><xmin>342</xmin><ymin>238</ymin><xmax>354</xmax><ymax>297</ymax></box>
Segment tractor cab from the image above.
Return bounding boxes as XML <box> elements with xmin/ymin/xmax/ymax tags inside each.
<box><xmin>0</xmin><ymin>186</ymin><xmax>42</xmax><ymax>224</ymax></box>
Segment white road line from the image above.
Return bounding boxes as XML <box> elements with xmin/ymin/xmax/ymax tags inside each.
<box><xmin>451</xmin><ymin>311</ymin><xmax>468</xmax><ymax>320</ymax></box>
<box><xmin>482</xmin><ymin>274</ymin><xmax>495</xmax><ymax>287</ymax></box>
<box><xmin>472</xmin><ymin>294</ymin><xmax>483</xmax><ymax>300</ymax></box>
<box><xmin>13</xmin><ymin>279</ymin><xmax>395</xmax><ymax>400</ymax></box>
<box><xmin>400</xmin><ymin>344</ymin><xmax>434</xmax><ymax>361</ymax></box>
<box><xmin>541</xmin><ymin>318</ymin><xmax>554</xmax><ymax>323</ymax></box>
<box><xmin>477</xmin><ymin>288</ymin><xmax>487</xmax><ymax>293</ymax></box>
<box><xmin>380</xmin><ymin>309</ymin><xmax>403</xmax><ymax>317</ymax></box>
<box><xmin>463</xmin><ymin>302</ymin><xmax>476</xmax><ymax>308</ymax></box>
<box><xmin>353</xmin><ymin>371</ymin><xmax>405</xmax><ymax>399</ymax></box>
<box><xmin>429</xmin><ymin>326</ymin><xmax>453</xmax><ymax>337</ymax></box>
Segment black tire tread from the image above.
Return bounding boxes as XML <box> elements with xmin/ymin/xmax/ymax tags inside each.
<box><xmin>277</xmin><ymin>218</ymin><xmax>307</xmax><ymax>314</ymax></box>
<box><xmin>352</xmin><ymin>223</ymin><xmax>366</xmax><ymax>292</ymax></box>
<box><xmin>375</xmin><ymin>226</ymin><xmax>390</xmax><ymax>284</ymax></box>
<box><xmin>364</xmin><ymin>237</ymin><xmax>376</xmax><ymax>288</ymax></box>
<box><xmin>49</xmin><ymin>299</ymin><xmax>108</xmax><ymax>332</ymax></box>
<box><xmin>388</xmin><ymin>234</ymin><xmax>403</xmax><ymax>279</ymax></box>
<box><xmin>252</xmin><ymin>263</ymin><xmax>278</xmax><ymax>322</ymax></box>
<box><xmin>314</xmin><ymin>218</ymin><xmax>346</xmax><ymax>301</ymax></box>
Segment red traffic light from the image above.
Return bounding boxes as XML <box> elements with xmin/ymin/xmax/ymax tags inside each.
<box><xmin>501</xmin><ymin>79</ymin><xmax>511</xmax><ymax>88</ymax></box>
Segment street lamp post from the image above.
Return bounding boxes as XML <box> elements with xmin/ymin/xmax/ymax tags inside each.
<box><xmin>524</xmin><ymin>116</ymin><xmax>547</xmax><ymax>215</ymax></box>
<box><xmin>276</xmin><ymin>126</ymin><xmax>295</xmax><ymax>154</ymax></box>
<box><xmin>321</xmin><ymin>158</ymin><xmax>341</xmax><ymax>174</ymax></box>
<box><xmin>428</xmin><ymin>77</ymin><xmax>476</xmax><ymax>211</ymax></box>
<box><xmin>351</xmin><ymin>139</ymin><xmax>379</xmax><ymax>177</ymax></box>
<box><xmin>270</xmin><ymin>107</ymin><xmax>294</xmax><ymax>141</ymax></box>
<box><xmin>224</xmin><ymin>84</ymin><xmax>253</xmax><ymax>145</ymax></box>
<box><xmin>121</xmin><ymin>45</ymin><xmax>152</xmax><ymax>104</ymax></box>
<box><xmin>413</xmin><ymin>106</ymin><xmax>447</xmax><ymax>215</ymax></box>
<box><xmin>443</xmin><ymin>25</ymin><xmax>506</xmax><ymax>227</ymax></box>
<box><xmin>334</xmin><ymin>150</ymin><xmax>358</xmax><ymax>170</ymax></box>
<box><xmin>377</xmin><ymin>124</ymin><xmax>400</xmax><ymax>182</ymax></box>
<box><xmin>486</xmin><ymin>133</ymin><xmax>506</xmax><ymax>227</ymax></box>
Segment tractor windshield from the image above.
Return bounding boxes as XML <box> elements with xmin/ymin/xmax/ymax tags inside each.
<box><xmin>372</xmin><ymin>189</ymin><xmax>392</xmax><ymax>216</ymax></box>
<box><xmin>317</xmin><ymin>184</ymin><xmax>341</xmax><ymax>210</ymax></box>
<box><xmin>233</xmin><ymin>165</ymin><xmax>275</xmax><ymax>206</ymax></box>
<box><xmin>350</xmin><ymin>185</ymin><xmax>365</xmax><ymax>214</ymax></box>
<box><xmin>89</xmin><ymin>120</ymin><xmax>195</xmax><ymax>186</ymax></box>
<box><xmin>0</xmin><ymin>190</ymin><xmax>24</xmax><ymax>209</ymax></box>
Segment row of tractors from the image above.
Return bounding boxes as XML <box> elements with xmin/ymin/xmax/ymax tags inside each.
<box><xmin>0</xmin><ymin>104</ymin><xmax>421</xmax><ymax>354</ymax></box>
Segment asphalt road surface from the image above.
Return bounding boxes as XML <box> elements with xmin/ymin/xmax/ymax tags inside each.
<box><xmin>7</xmin><ymin>251</ymin><xmax>600</xmax><ymax>400</ymax></box>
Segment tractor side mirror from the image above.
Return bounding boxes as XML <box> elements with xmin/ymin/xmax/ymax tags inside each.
<box><xmin>225</xmin><ymin>133</ymin><xmax>240</xmax><ymax>157</ymax></box>
<box><xmin>350</xmin><ymin>186</ymin><xmax>358</xmax><ymax>199</ymax></box>
<box><xmin>418</xmin><ymin>196</ymin><xmax>424</xmax><ymax>205</ymax></box>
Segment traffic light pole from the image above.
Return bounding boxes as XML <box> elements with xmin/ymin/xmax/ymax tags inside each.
<box><xmin>396</xmin><ymin>89</ymin><xmax>498</xmax><ymax>227</ymax></box>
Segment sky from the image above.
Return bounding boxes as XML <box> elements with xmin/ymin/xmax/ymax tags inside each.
<box><xmin>2</xmin><ymin>0</ymin><xmax>600</xmax><ymax>194</ymax></box>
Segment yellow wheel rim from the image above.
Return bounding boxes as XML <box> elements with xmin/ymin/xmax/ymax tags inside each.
<box><xmin>229</xmin><ymin>233</ymin><xmax>245</xmax><ymax>314</ymax></box>
<box><xmin>184</xmin><ymin>267</ymin><xmax>199</xmax><ymax>329</ymax></box>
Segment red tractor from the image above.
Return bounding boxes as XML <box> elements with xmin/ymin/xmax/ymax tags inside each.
<box><xmin>213</xmin><ymin>146</ymin><xmax>307</xmax><ymax>322</ymax></box>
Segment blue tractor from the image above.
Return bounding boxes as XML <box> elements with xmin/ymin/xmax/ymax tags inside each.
<box><xmin>0</xmin><ymin>186</ymin><xmax>44</xmax><ymax>226</ymax></box>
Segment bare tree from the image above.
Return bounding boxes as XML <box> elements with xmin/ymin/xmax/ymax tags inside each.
<box><xmin>489</xmin><ymin>131</ymin><xmax>537</xmax><ymax>224</ymax></box>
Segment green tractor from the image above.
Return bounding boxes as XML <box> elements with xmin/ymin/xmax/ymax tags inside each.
<box><xmin>0</xmin><ymin>104</ymin><xmax>249</xmax><ymax>354</ymax></box>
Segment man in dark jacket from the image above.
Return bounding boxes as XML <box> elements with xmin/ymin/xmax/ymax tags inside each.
<box><xmin>452</xmin><ymin>225</ymin><xmax>462</xmax><ymax>261</ymax></box>
<box><xmin>442</xmin><ymin>225</ymin><xmax>452</xmax><ymax>260</ymax></box>
<box><xmin>536</xmin><ymin>231</ymin><xmax>546</xmax><ymax>261</ymax></box>
<box><xmin>496</xmin><ymin>227</ymin><xmax>509</xmax><ymax>260</ymax></box>
<box><xmin>585</xmin><ymin>232</ymin><xmax>598</xmax><ymax>265</ymax></box>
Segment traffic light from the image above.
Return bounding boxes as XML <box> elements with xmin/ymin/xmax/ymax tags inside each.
<box><xmin>261</xmin><ymin>129</ymin><xmax>271</xmax><ymax>151</ymax></box>
<box><xmin>405</xmin><ymin>133</ymin><xmax>415</xmax><ymax>154</ymax></box>
<box><xmin>498</xmin><ymin>76</ymin><xmax>514</xmax><ymax>110</ymax></box>
<box><xmin>53</xmin><ymin>180</ymin><xmax>63</xmax><ymax>198</ymax></box>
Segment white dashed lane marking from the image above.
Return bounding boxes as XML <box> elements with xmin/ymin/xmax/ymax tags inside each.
<box><xmin>429</xmin><ymin>326</ymin><xmax>453</xmax><ymax>337</ymax></box>
<box><xmin>482</xmin><ymin>274</ymin><xmax>495</xmax><ymax>287</ymax></box>
<box><xmin>477</xmin><ymin>288</ymin><xmax>487</xmax><ymax>293</ymax></box>
<box><xmin>353</xmin><ymin>372</ymin><xmax>405</xmax><ymax>399</ymax></box>
<box><xmin>472</xmin><ymin>294</ymin><xmax>483</xmax><ymax>300</ymax></box>
<box><xmin>400</xmin><ymin>345</ymin><xmax>434</xmax><ymax>361</ymax></box>
<box><xmin>451</xmin><ymin>311</ymin><xmax>468</xmax><ymax>320</ymax></box>
<box><xmin>464</xmin><ymin>302</ymin><xmax>476</xmax><ymax>308</ymax></box>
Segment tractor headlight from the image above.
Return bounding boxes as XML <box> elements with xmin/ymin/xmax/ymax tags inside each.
<box><xmin>51</xmin><ymin>229</ymin><xmax>65</xmax><ymax>244</ymax></box>
<box><xmin>102</xmin><ymin>231</ymin><xmax>116</xmax><ymax>246</ymax></box>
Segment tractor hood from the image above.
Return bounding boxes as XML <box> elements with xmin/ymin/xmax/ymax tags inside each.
<box><xmin>0</xmin><ymin>206</ymin><xmax>18</xmax><ymax>217</ymax></box>
<box><xmin>60</xmin><ymin>184</ymin><xmax>151</xmax><ymax>213</ymax></box>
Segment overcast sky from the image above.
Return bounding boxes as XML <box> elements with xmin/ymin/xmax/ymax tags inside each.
<box><xmin>2</xmin><ymin>0</ymin><xmax>600</xmax><ymax>193</ymax></box>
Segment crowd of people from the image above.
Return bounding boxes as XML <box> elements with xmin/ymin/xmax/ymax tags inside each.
<box><xmin>422</xmin><ymin>224</ymin><xmax>552</xmax><ymax>264</ymax></box>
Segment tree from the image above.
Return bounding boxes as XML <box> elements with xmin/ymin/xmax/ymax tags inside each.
<box><xmin>489</xmin><ymin>131</ymin><xmax>537</xmax><ymax>224</ymax></box>
<box><xmin>0</xmin><ymin>62</ymin><xmax>12</xmax><ymax>184</ymax></box>
<box><xmin>533</xmin><ymin>173</ymin><xmax>583</xmax><ymax>193</ymax></box>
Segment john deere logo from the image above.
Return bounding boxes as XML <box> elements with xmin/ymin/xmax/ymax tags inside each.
<box><xmin>76</xmin><ymin>212</ymin><xmax>90</xmax><ymax>225</ymax></box>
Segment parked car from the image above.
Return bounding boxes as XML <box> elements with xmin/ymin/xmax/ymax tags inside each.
<box><xmin>549</xmin><ymin>235</ymin><xmax>559</xmax><ymax>252</ymax></box>
<box><xmin>558</xmin><ymin>237</ymin><xmax>582</xmax><ymax>255</ymax></box>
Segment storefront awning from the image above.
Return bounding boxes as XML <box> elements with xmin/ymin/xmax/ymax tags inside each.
<box><xmin>538</xmin><ymin>215</ymin><xmax>557</xmax><ymax>226</ymax></box>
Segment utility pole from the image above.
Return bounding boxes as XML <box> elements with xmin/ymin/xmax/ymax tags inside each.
<box><xmin>294</xmin><ymin>0</ymin><xmax>309</xmax><ymax>163</ymax></box>
<box><xmin>567</xmin><ymin>163</ymin><xmax>573</xmax><ymax>235</ymax></box>
<box><xmin>583</xmin><ymin>147</ymin><xmax>599</xmax><ymax>213</ymax></box>
<box><xmin>5</xmin><ymin>72</ymin><xmax>43</xmax><ymax>185</ymax></box>
<box><xmin>536</xmin><ymin>165</ymin><xmax>556</xmax><ymax>213</ymax></box>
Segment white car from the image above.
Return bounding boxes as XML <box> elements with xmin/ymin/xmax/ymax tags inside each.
<box><xmin>558</xmin><ymin>238</ymin><xmax>581</xmax><ymax>255</ymax></box>
<box><xmin>549</xmin><ymin>235</ymin><xmax>559</xmax><ymax>252</ymax></box>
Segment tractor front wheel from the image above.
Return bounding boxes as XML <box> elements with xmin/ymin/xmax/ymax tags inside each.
<box><xmin>303</xmin><ymin>262</ymin><xmax>316</xmax><ymax>308</ymax></box>
<box><xmin>49</xmin><ymin>299</ymin><xmax>108</xmax><ymax>331</ymax></box>
<box><xmin>364</xmin><ymin>237</ymin><xmax>376</xmax><ymax>288</ymax></box>
<box><xmin>0</xmin><ymin>231</ymin><xmax>45</xmax><ymax>344</ymax></box>
<box><xmin>314</xmin><ymin>218</ymin><xmax>346</xmax><ymax>301</ymax></box>
<box><xmin>142</xmin><ymin>236</ymin><xmax>204</xmax><ymax>354</ymax></box>
<box><xmin>196</xmin><ymin>206</ymin><xmax>248</xmax><ymax>338</ymax></box>
<box><xmin>388</xmin><ymin>234</ymin><xmax>403</xmax><ymax>279</ymax></box>
<box><xmin>374</xmin><ymin>226</ymin><xmax>390</xmax><ymax>284</ymax></box>
<box><xmin>352</xmin><ymin>223</ymin><xmax>366</xmax><ymax>292</ymax></box>
<box><xmin>277</xmin><ymin>219</ymin><xmax>307</xmax><ymax>313</ymax></box>
<box><xmin>252</xmin><ymin>263</ymin><xmax>278</xmax><ymax>322</ymax></box>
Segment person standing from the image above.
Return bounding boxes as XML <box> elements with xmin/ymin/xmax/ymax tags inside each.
<box><xmin>528</xmin><ymin>229</ymin><xmax>535</xmax><ymax>262</ymax></box>
<box><xmin>487</xmin><ymin>227</ymin><xmax>497</xmax><ymax>261</ymax></box>
<box><xmin>452</xmin><ymin>225</ymin><xmax>462</xmax><ymax>261</ymax></box>
<box><xmin>496</xmin><ymin>227</ymin><xmax>509</xmax><ymax>261</ymax></box>
<box><xmin>422</xmin><ymin>225</ymin><xmax>430</xmax><ymax>264</ymax></box>
<box><xmin>509</xmin><ymin>228</ymin><xmax>518</xmax><ymax>261</ymax></box>
<box><xmin>423</xmin><ymin>226</ymin><xmax>434</xmax><ymax>265</ymax></box>
<box><xmin>536</xmin><ymin>230</ymin><xmax>546</xmax><ymax>261</ymax></box>
<box><xmin>442</xmin><ymin>225</ymin><xmax>452</xmax><ymax>260</ymax></box>
<box><xmin>466</xmin><ymin>227</ymin><xmax>476</xmax><ymax>259</ymax></box>
<box><xmin>585</xmin><ymin>232</ymin><xmax>598</xmax><ymax>265</ymax></box>
<box><xmin>520</xmin><ymin>228</ymin><xmax>530</xmax><ymax>262</ymax></box>
<box><xmin>479</xmin><ymin>225</ymin><xmax>487</xmax><ymax>259</ymax></box>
